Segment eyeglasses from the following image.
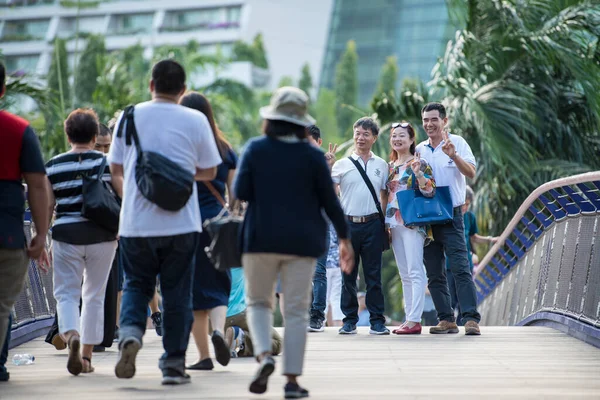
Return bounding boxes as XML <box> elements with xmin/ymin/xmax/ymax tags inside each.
<box><xmin>391</xmin><ymin>122</ymin><xmax>410</xmax><ymax>129</ymax></box>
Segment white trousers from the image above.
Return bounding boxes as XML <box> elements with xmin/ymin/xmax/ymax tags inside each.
<box><xmin>52</xmin><ymin>240</ymin><xmax>117</xmax><ymax>345</ymax></box>
<box><xmin>325</xmin><ymin>268</ymin><xmax>344</xmax><ymax>322</ymax></box>
<box><xmin>243</xmin><ymin>253</ymin><xmax>315</xmax><ymax>376</ymax></box>
<box><xmin>391</xmin><ymin>226</ymin><xmax>426</xmax><ymax>323</ymax></box>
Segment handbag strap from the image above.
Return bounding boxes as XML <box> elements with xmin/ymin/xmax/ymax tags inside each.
<box><xmin>116</xmin><ymin>105</ymin><xmax>143</xmax><ymax>158</ymax></box>
<box><xmin>348</xmin><ymin>157</ymin><xmax>385</xmax><ymax>223</ymax></box>
<box><xmin>96</xmin><ymin>156</ymin><xmax>108</xmax><ymax>181</ymax></box>
<box><xmin>204</xmin><ymin>181</ymin><xmax>228</xmax><ymax>210</ymax></box>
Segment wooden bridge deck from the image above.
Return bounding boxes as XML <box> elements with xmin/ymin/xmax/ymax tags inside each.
<box><xmin>1</xmin><ymin>326</ymin><xmax>599</xmax><ymax>399</ymax></box>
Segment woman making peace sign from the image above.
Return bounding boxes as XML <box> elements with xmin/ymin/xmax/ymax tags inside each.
<box><xmin>385</xmin><ymin>122</ymin><xmax>435</xmax><ymax>335</ymax></box>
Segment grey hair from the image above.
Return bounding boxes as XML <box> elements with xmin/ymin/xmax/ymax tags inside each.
<box><xmin>465</xmin><ymin>186</ymin><xmax>475</xmax><ymax>202</ymax></box>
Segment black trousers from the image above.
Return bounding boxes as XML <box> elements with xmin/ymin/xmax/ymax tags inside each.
<box><xmin>45</xmin><ymin>248</ymin><xmax>119</xmax><ymax>348</ymax></box>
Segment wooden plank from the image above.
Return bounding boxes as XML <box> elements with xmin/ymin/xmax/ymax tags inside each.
<box><xmin>1</xmin><ymin>327</ymin><xmax>599</xmax><ymax>399</ymax></box>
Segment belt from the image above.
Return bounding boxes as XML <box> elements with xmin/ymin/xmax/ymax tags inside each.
<box><xmin>346</xmin><ymin>213</ymin><xmax>380</xmax><ymax>224</ymax></box>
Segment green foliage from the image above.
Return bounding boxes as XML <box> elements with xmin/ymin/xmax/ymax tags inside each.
<box><xmin>0</xmin><ymin>77</ymin><xmax>63</xmax><ymax>159</ymax></box>
<box><xmin>152</xmin><ymin>40</ymin><xmax>225</xmax><ymax>87</ymax></box>
<box><xmin>314</xmin><ymin>88</ymin><xmax>340</xmax><ymax>144</ymax></box>
<box><xmin>277</xmin><ymin>75</ymin><xmax>294</xmax><ymax>88</ymax></box>
<box><xmin>92</xmin><ymin>44</ymin><xmax>151</xmax><ymax>123</ymax></box>
<box><xmin>75</xmin><ymin>34</ymin><xmax>106</xmax><ymax>106</ymax></box>
<box><xmin>298</xmin><ymin>63</ymin><xmax>313</xmax><ymax>97</ymax></box>
<box><xmin>60</xmin><ymin>0</ymin><xmax>100</xmax><ymax>8</ymax></box>
<box><xmin>334</xmin><ymin>40</ymin><xmax>359</xmax><ymax>138</ymax></box>
<box><xmin>372</xmin><ymin>0</ymin><xmax>600</xmax><ymax>238</ymax></box>
<box><xmin>372</xmin><ymin>56</ymin><xmax>399</xmax><ymax>100</ymax></box>
<box><xmin>371</xmin><ymin>77</ymin><xmax>430</xmax><ymax>144</ymax></box>
<box><xmin>232</xmin><ymin>33</ymin><xmax>269</xmax><ymax>69</ymax></box>
<box><xmin>200</xmin><ymin>78</ymin><xmax>267</xmax><ymax>146</ymax></box>
<box><xmin>252</xmin><ymin>33</ymin><xmax>269</xmax><ymax>69</ymax></box>
<box><xmin>46</xmin><ymin>38</ymin><xmax>71</xmax><ymax>154</ymax></box>
<box><xmin>47</xmin><ymin>38</ymin><xmax>70</xmax><ymax>116</ymax></box>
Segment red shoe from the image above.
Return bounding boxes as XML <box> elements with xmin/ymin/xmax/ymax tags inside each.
<box><xmin>391</xmin><ymin>322</ymin><xmax>407</xmax><ymax>334</ymax></box>
<box><xmin>393</xmin><ymin>323</ymin><xmax>422</xmax><ymax>335</ymax></box>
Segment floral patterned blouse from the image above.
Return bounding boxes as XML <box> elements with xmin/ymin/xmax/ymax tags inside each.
<box><xmin>385</xmin><ymin>157</ymin><xmax>436</xmax><ymax>240</ymax></box>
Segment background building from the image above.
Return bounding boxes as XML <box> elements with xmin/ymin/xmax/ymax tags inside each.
<box><xmin>0</xmin><ymin>0</ymin><xmax>333</xmax><ymax>89</ymax></box>
<box><xmin>320</xmin><ymin>0</ymin><xmax>452</xmax><ymax>106</ymax></box>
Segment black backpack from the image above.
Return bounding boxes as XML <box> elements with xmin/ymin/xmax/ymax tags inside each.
<box><xmin>116</xmin><ymin>105</ymin><xmax>195</xmax><ymax>211</ymax></box>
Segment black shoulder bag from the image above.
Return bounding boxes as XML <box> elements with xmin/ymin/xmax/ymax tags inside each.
<box><xmin>81</xmin><ymin>156</ymin><xmax>121</xmax><ymax>233</ymax></box>
<box><xmin>201</xmin><ymin>181</ymin><xmax>244</xmax><ymax>271</ymax></box>
<box><xmin>348</xmin><ymin>157</ymin><xmax>390</xmax><ymax>252</ymax></box>
<box><xmin>116</xmin><ymin>105</ymin><xmax>195</xmax><ymax>211</ymax></box>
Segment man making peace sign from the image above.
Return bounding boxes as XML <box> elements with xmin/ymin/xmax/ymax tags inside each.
<box><xmin>415</xmin><ymin>102</ymin><xmax>482</xmax><ymax>336</ymax></box>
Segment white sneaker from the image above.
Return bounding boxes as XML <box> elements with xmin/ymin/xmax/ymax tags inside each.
<box><xmin>227</xmin><ymin>326</ymin><xmax>245</xmax><ymax>357</ymax></box>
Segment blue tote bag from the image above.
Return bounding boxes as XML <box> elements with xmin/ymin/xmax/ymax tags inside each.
<box><xmin>396</xmin><ymin>174</ymin><xmax>453</xmax><ymax>227</ymax></box>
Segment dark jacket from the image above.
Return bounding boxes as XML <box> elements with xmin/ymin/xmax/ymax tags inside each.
<box><xmin>234</xmin><ymin>136</ymin><xmax>348</xmax><ymax>258</ymax></box>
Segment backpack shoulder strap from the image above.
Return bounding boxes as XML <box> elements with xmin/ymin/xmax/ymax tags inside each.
<box><xmin>116</xmin><ymin>105</ymin><xmax>142</xmax><ymax>156</ymax></box>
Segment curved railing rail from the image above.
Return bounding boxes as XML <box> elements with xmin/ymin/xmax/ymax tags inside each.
<box><xmin>10</xmin><ymin>221</ymin><xmax>56</xmax><ymax>348</ymax></box>
<box><xmin>474</xmin><ymin>172</ymin><xmax>600</xmax><ymax>342</ymax></box>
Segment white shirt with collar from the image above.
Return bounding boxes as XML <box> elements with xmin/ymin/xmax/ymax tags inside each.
<box><xmin>415</xmin><ymin>133</ymin><xmax>476</xmax><ymax>208</ymax></box>
<box><xmin>331</xmin><ymin>152</ymin><xmax>388</xmax><ymax>216</ymax></box>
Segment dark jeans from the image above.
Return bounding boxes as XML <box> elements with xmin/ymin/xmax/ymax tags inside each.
<box><xmin>341</xmin><ymin>219</ymin><xmax>385</xmax><ymax>326</ymax></box>
<box><xmin>0</xmin><ymin>314</ymin><xmax>11</xmax><ymax>373</ymax></box>
<box><xmin>447</xmin><ymin>269</ymin><xmax>465</xmax><ymax>326</ymax></box>
<box><xmin>309</xmin><ymin>229</ymin><xmax>330</xmax><ymax>322</ymax></box>
<box><xmin>119</xmin><ymin>232</ymin><xmax>198</xmax><ymax>374</ymax></box>
<box><xmin>421</xmin><ymin>310</ymin><xmax>438</xmax><ymax>327</ymax></box>
<box><xmin>424</xmin><ymin>208</ymin><xmax>481</xmax><ymax>323</ymax></box>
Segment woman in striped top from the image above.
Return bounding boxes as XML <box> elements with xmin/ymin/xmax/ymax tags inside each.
<box><xmin>46</xmin><ymin>109</ymin><xmax>118</xmax><ymax>376</ymax></box>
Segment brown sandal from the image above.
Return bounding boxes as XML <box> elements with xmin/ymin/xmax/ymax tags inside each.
<box><xmin>67</xmin><ymin>335</ymin><xmax>83</xmax><ymax>376</ymax></box>
<box><xmin>82</xmin><ymin>357</ymin><xmax>95</xmax><ymax>373</ymax></box>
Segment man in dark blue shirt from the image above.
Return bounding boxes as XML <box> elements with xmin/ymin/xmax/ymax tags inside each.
<box><xmin>0</xmin><ymin>61</ymin><xmax>50</xmax><ymax>381</ymax></box>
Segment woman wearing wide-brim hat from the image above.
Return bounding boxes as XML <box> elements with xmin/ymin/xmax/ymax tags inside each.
<box><xmin>234</xmin><ymin>86</ymin><xmax>354</xmax><ymax>399</ymax></box>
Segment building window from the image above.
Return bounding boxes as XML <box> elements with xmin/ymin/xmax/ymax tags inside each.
<box><xmin>226</xmin><ymin>6</ymin><xmax>241</xmax><ymax>24</ymax></box>
<box><xmin>0</xmin><ymin>0</ymin><xmax>55</xmax><ymax>7</ymax></box>
<box><xmin>1</xmin><ymin>19</ymin><xmax>50</xmax><ymax>41</ymax></box>
<box><xmin>57</xmin><ymin>16</ymin><xmax>106</xmax><ymax>39</ymax></box>
<box><xmin>3</xmin><ymin>54</ymin><xmax>39</xmax><ymax>73</ymax></box>
<box><xmin>161</xmin><ymin>6</ymin><xmax>241</xmax><ymax>32</ymax></box>
<box><xmin>111</xmin><ymin>13</ymin><xmax>154</xmax><ymax>35</ymax></box>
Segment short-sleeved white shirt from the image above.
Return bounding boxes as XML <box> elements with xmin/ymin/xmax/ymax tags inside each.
<box><xmin>108</xmin><ymin>101</ymin><xmax>222</xmax><ymax>237</ymax></box>
<box><xmin>331</xmin><ymin>152</ymin><xmax>388</xmax><ymax>216</ymax></box>
<box><xmin>415</xmin><ymin>133</ymin><xmax>476</xmax><ymax>208</ymax></box>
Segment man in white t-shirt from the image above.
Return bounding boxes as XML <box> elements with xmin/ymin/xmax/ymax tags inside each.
<box><xmin>415</xmin><ymin>102</ymin><xmax>482</xmax><ymax>336</ymax></box>
<box><xmin>331</xmin><ymin>117</ymin><xmax>389</xmax><ymax>335</ymax></box>
<box><xmin>108</xmin><ymin>60</ymin><xmax>222</xmax><ymax>385</ymax></box>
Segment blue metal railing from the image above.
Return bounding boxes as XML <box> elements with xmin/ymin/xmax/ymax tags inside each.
<box><xmin>475</xmin><ymin>177</ymin><xmax>600</xmax><ymax>303</ymax></box>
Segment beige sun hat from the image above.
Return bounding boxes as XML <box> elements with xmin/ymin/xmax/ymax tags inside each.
<box><xmin>259</xmin><ymin>86</ymin><xmax>316</xmax><ymax>127</ymax></box>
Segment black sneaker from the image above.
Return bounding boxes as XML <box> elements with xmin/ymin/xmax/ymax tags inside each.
<box><xmin>338</xmin><ymin>322</ymin><xmax>357</xmax><ymax>335</ymax></box>
<box><xmin>284</xmin><ymin>382</ymin><xmax>309</xmax><ymax>398</ymax></box>
<box><xmin>307</xmin><ymin>318</ymin><xmax>324</xmax><ymax>332</ymax></box>
<box><xmin>92</xmin><ymin>345</ymin><xmax>106</xmax><ymax>352</ymax></box>
<box><xmin>249</xmin><ymin>356</ymin><xmax>275</xmax><ymax>394</ymax></box>
<box><xmin>0</xmin><ymin>368</ymin><xmax>9</xmax><ymax>382</ymax></box>
<box><xmin>151</xmin><ymin>312</ymin><xmax>163</xmax><ymax>336</ymax></box>
<box><xmin>211</xmin><ymin>330</ymin><xmax>231</xmax><ymax>366</ymax></box>
<box><xmin>161</xmin><ymin>368</ymin><xmax>191</xmax><ymax>385</ymax></box>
